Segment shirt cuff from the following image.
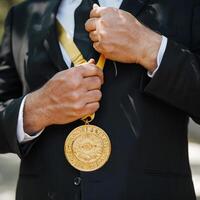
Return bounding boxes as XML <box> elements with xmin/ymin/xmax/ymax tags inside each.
<box><xmin>17</xmin><ymin>95</ymin><xmax>44</xmax><ymax>143</ymax></box>
<box><xmin>147</xmin><ymin>35</ymin><xmax>168</xmax><ymax>78</ymax></box>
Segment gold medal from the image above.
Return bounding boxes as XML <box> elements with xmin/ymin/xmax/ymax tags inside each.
<box><xmin>64</xmin><ymin>125</ymin><xmax>111</xmax><ymax>172</ymax></box>
<box><xmin>57</xmin><ymin>20</ymin><xmax>111</xmax><ymax>172</ymax></box>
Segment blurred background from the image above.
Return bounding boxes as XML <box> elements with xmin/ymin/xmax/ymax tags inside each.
<box><xmin>0</xmin><ymin>0</ymin><xmax>22</xmax><ymax>39</ymax></box>
<box><xmin>0</xmin><ymin>0</ymin><xmax>200</xmax><ymax>199</ymax></box>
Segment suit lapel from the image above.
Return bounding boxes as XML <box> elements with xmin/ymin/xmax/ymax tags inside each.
<box><xmin>42</xmin><ymin>0</ymin><xmax>69</xmax><ymax>71</ymax></box>
<box><xmin>44</xmin><ymin>24</ymin><xmax>68</xmax><ymax>71</ymax></box>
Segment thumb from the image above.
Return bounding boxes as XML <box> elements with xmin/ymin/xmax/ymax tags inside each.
<box><xmin>93</xmin><ymin>3</ymin><xmax>99</xmax><ymax>9</ymax></box>
<box><xmin>88</xmin><ymin>58</ymin><xmax>96</xmax><ymax>64</ymax></box>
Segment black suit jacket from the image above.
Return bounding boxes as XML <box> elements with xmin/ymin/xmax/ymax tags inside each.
<box><xmin>0</xmin><ymin>0</ymin><xmax>200</xmax><ymax>199</ymax></box>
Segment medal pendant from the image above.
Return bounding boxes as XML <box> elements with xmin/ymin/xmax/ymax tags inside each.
<box><xmin>64</xmin><ymin>124</ymin><xmax>111</xmax><ymax>172</ymax></box>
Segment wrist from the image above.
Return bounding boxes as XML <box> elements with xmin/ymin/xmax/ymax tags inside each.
<box><xmin>139</xmin><ymin>27</ymin><xmax>162</xmax><ymax>72</ymax></box>
<box><xmin>23</xmin><ymin>89</ymin><xmax>49</xmax><ymax>135</ymax></box>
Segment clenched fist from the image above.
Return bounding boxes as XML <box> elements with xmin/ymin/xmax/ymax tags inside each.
<box><xmin>24</xmin><ymin>60</ymin><xmax>103</xmax><ymax>135</ymax></box>
<box><xmin>85</xmin><ymin>4</ymin><xmax>162</xmax><ymax>72</ymax></box>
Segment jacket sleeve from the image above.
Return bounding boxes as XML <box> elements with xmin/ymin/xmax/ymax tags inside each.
<box><xmin>144</xmin><ymin>3</ymin><xmax>200</xmax><ymax>124</ymax></box>
<box><xmin>0</xmin><ymin>8</ymin><xmax>24</xmax><ymax>156</ymax></box>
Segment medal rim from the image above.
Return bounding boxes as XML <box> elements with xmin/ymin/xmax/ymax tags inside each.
<box><xmin>64</xmin><ymin>124</ymin><xmax>111</xmax><ymax>172</ymax></box>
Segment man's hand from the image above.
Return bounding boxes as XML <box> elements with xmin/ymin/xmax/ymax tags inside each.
<box><xmin>23</xmin><ymin>60</ymin><xmax>103</xmax><ymax>135</ymax></box>
<box><xmin>85</xmin><ymin>4</ymin><xmax>162</xmax><ymax>72</ymax></box>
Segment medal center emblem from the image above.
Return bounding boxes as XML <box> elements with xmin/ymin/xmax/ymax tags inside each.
<box><xmin>73</xmin><ymin>135</ymin><xmax>103</xmax><ymax>163</ymax></box>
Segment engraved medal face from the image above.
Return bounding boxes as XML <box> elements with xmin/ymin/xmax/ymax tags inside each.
<box><xmin>64</xmin><ymin>125</ymin><xmax>111</xmax><ymax>172</ymax></box>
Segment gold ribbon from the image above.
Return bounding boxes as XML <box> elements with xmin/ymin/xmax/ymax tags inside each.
<box><xmin>57</xmin><ymin>20</ymin><xmax>106</xmax><ymax>123</ymax></box>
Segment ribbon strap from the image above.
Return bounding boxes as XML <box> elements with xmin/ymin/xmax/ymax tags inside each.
<box><xmin>57</xmin><ymin>20</ymin><xmax>106</xmax><ymax>122</ymax></box>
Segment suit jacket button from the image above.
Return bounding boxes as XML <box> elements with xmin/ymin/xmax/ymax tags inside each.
<box><xmin>74</xmin><ymin>177</ymin><xmax>81</xmax><ymax>186</ymax></box>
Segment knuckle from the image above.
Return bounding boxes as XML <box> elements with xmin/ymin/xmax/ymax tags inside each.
<box><xmin>99</xmin><ymin>41</ymin><xmax>106</xmax><ymax>51</ymax></box>
<box><xmin>96</xmin><ymin>90</ymin><xmax>102</xmax><ymax>100</ymax></box>
<box><xmin>85</xmin><ymin>102</ymin><xmax>100</xmax><ymax>115</ymax></box>
<box><xmin>89</xmin><ymin>32</ymin><xmax>93</xmax><ymax>38</ymax></box>
<box><xmin>89</xmin><ymin>64</ymin><xmax>98</xmax><ymax>73</ymax></box>
<box><xmin>95</xmin><ymin>77</ymin><xmax>102</xmax><ymax>87</ymax></box>
<box><xmin>82</xmin><ymin>63</ymin><xmax>92</xmax><ymax>71</ymax></box>
<box><xmin>105</xmin><ymin>46</ymin><xmax>113</xmax><ymax>54</ymax></box>
<box><xmin>100</xmin><ymin>32</ymin><xmax>106</xmax><ymax>40</ymax></box>
<box><xmin>98</xmin><ymin>41</ymin><xmax>103</xmax><ymax>49</ymax></box>
<box><xmin>70</xmin><ymin>92</ymin><xmax>80</xmax><ymax>101</ymax></box>
<box><xmin>94</xmin><ymin>102</ymin><xmax>100</xmax><ymax>110</ymax></box>
<box><xmin>102</xmin><ymin>42</ymin><xmax>113</xmax><ymax>54</ymax></box>
<box><xmin>70</xmin><ymin>78</ymin><xmax>81</xmax><ymax>90</ymax></box>
<box><xmin>88</xmin><ymin>104</ymin><xmax>99</xmax><ymax>114</ymax></box>
<box><xmin>100</xmin><ymin>18</ymin><xmax>106</xmax><ymax>26</ymax></box>
<box><xmin>73</xmin><ymin>103</ymin><xmax>84</xmax><ymax>114</ymax></box>
<box><xmin>93</xmin><ymin>42</ymin><xmax>100</xmax><ymax>51</ymax></box>
<box><xmin>74</xmin><ymin>65</ymin><xmax>84</xmax><ymax>74</ymax></box>
<box><xmin>85</xmin><ymin>20</ymin><xmax>89</xmax><ymax>30</ymax></box>
<box><xmin>93</xmin><ymin>66</ymin><xmax>99</xmax><ymax>74</ymax></box>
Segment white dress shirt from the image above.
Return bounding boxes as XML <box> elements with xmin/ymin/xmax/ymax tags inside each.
<box><xmin>17</xmin><ymin>0</ymin><xmax>168</xmax><ymax>143</ymax></box>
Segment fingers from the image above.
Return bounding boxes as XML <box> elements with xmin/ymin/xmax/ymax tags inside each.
<box><xmin>79</xmin><ymin>64</ymin><xmax>104</xmax><ymax>83</ymax></box>
<box><xmin>93</xmin><ymin>3</ymin><xmax>99</xmax><ymax>9</ymax></box>
<box><xmin>75</xmin><ymin>90</ymin><xmax>101</xmax><ymax>118</ymax></box>
<box><xmin>83</xmin><ymin>76</ymin><xmax>102</xmax><ymax>90</ymax></box>
<box><xmin>85</xmin><ymin>4</ymin><xmax>108</xmax><ymax>32</ymax></box>
<box><xmin>85</xmin><ymin>18</ymin><xmax>97</xmax><ymax>32</ymax></box>
<box><xmin>89</xmin><ymin>31</ymin><xmax>99</xmax><ymax>42</ymax></box>
<box><xmin>84</xmin><ymin>102</ymin><xmax>100</xmax><ymax>116</ymax></box>
<box><xmin>85</xmin><ymin>90</ymin><xmax>102</xmax><ymax>104</ymax></box>
<box><xmin>90</xmin><ymin>4</ymin><xmax>104</xmax><ymax>18</ymax></box>
<box><xmin>93</xmin><ymin>42</ymin><xmax>101</xmax><ymax>52</ymax></box>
